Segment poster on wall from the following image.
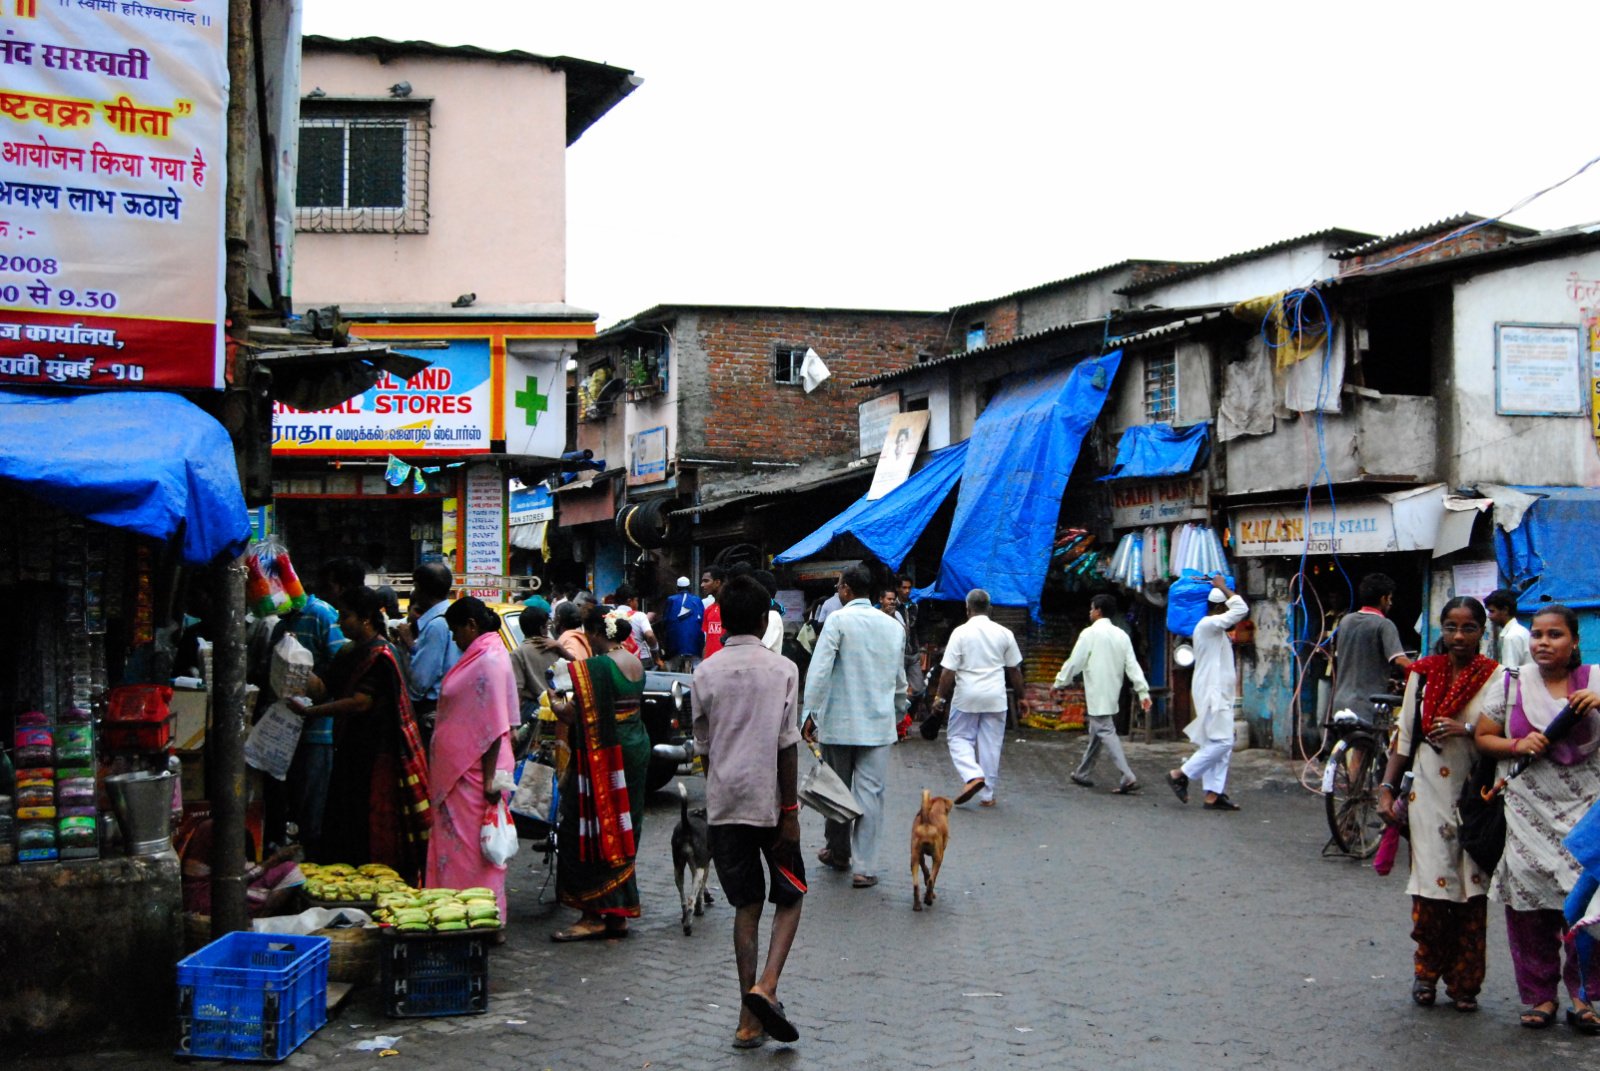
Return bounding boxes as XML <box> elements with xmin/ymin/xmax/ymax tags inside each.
<box><xmin>866</xmin><ymin>410</ymin><xmax>929</xmax><ymax>500</ymax></box>
<box><xmin>273</xmin><ymin>338</ymin><xmax>493</xmax><ymax>455</ymax></box>
<box><xmin>630</xmin><ymin>426</ymin><xmax>667</xmax><ymax>485</ymax></box>
<box><xmin>0</xmin><ymin>1</ymin><xmax>228</xmax><ymax>390</ymax></box>
<box><xmin>1495</xmin><ymin>322</ymin><xmax>1583</xmax><ymax>417</ymax></box>
<box><xmin>857</xmin><ymin>391</ymin><xmax>901</xmax><ymax>457</ymax></box>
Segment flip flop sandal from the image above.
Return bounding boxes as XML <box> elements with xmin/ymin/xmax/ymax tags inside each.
<box><xmin>1521</xmin><ymin>1006</ymin><xmax>1557</xmax><ymax>1029</ymax></box>
<box><xmin>1411</xmin><ymin>978</ymin><xmax>1437</xmax><ymax>1007</ymax></box>
<box><xmin>1167</xmin><ymin>771</ymin><xmax>1189</xmax><ymax>804</ymax></box>
<box><xmin>955</xmin><ymin>778</ymin><xmax>986</xmax><ymax>805</ymax></box>
<box><xmin>741</xmin><ymin>991</ymin><xmax>799</xmax><ymax>1043</ymax></box>
<box><xmin>851</xmin><ymin>874</ymin><xmax>878</xmax><ymax>889</ymax></box>
<box><xmin>551</xmin><ymin>925</ymin><xmax>612</xmax><ymax>943</ymax></box>
<box><xmin>1568</xmin><ymin>1006</ymin><xmax>1600</xmax><ymax>1034</ymax></box>
<box><xmin>1204</xmin><ymin>794</ymin><xmax>1241</xmax><ymax>811</ymax></box>
<box><xmin>1453</xmin><ymin>997</ymin><xmax>1479</xmax><ymax>1014</ymax></box>
<box><xmin>1111</xmin><ymin>783</ymin><xmax>1142</xmax><ymax>795</ymax></box>
<box><xmin>732</xmin><ymin>1031</ymin><xmax>768</xmax><ymax>1050</ymax></box>
<box><xmin>815</xmin><ymin>848</ymin><xmax>850</xmax><ymax>872</ymax></box>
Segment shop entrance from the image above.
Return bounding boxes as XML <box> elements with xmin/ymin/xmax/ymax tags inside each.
<box><xmin>274</xmin><ymin>497</ymin><xmax>446</xmax><ymax>577</ymax></box>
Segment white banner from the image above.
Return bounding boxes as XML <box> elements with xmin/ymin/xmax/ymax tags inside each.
<box><xmin>0</xmin><ymin>0</ymin><xmax>227</xmax><ymax>390</ymax></box>
<box><xmin>464</xmin><ymin>463</ymin><xmax>503</xmax><ymax>576</ymax></box>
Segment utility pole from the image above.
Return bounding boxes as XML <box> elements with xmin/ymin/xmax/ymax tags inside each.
<box><xmin>210</xmin><ymin>0</ymin><xmax>257</xmax><ymax>939</ymax></box>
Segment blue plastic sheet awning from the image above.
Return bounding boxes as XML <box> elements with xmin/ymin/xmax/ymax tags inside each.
<box><xmin>0</xmin><ymin>390</ymin><xmax>250</xmax><ymax>565</ymax></box>
<box><xmin>922</xmin><ymin>350</ymin><xmax>1123</xmax><ymax>613</ymax></box>
<box><xmin>1099</xmin><ymin>421</ymin><xmax>1209</xmax><ymax>481</ymax></box>
<box><xmin>773</xmin><ymin>441</ymin><xmax>969</xmax><ymax>570</ymax></box>
<box><xmin>1495</xmin><ymin>485</ymin><xmax>1600</xmax><ymax>610</ymax></box>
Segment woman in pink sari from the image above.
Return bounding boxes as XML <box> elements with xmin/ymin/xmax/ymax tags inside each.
<box><xmin>426</xmin><ymin>597</ymin><xmax>517</xmax><ymax>917</ymax></box>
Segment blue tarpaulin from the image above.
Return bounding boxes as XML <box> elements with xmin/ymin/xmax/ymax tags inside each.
<box><xmin>0</xmin><ymin>390</ymin><xmax>250</xmax><ymax>565</ymax></box>
<box><xmin>1099</xmin><ymin>421</ymin><xmax>1209</xmax><ymax>481</ymax></box>
<box><xmin>921</xmin><ymin>350</ymin><xmax>1124</xmax><ymax>613</ymax></box>
<box><xmin>1495</xmin><ymin>485</ymin><xmax>1600</xmax><ymax>610</ymax></box>
<box><xmin>773</xmin><ymin>441</ymin><xmax>969</xmax><ymax>570</ymax></box>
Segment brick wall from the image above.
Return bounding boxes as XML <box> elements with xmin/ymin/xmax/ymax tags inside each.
<box><xmin>1337</xmin><ymin>223</ymin><xmax>1527</xmax><ymax>274</ymax></box>
<box><xmin>691</xmin><ymin>308</ymin><xmax>947</xmax><ymax>463</ymax></box>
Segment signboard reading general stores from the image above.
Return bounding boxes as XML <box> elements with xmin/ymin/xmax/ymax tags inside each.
<box><xmin>1231</xmin><ymin>499</ymin><xmax>1398</xmax><ymax>557</ymax></box>
<box><xmin>1109</xmin><ymin>476</ymin><xmax>1208</xmax><ymax>529</ymax></box>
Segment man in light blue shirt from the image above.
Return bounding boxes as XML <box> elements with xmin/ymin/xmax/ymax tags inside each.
<box><xmin>802</xmin><ymin>563</ymin><xmax>908</xmax><ymax>887</ymax></box>
<box><xmin>404</xmin><ymin>561</ymin><xmax>460</xmax><ymax>740</ymax></box>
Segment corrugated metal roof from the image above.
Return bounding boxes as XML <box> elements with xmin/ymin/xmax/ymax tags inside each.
<box><xmin>669</xmin><ymin>467</ymin><xmax>869</xmax><ymax>517</ymax></box>
<box><xmin>849</xmin><ymin>303</ymin><xmax>1231</xmax><ymax>388</ymax></box>
<box><xmin>1331</xmin><ymin>214</ymin><xmax>1540</xmax><ymax>260</ymax></box>
<box><xmin>1320</xmin><ymin>220</ymin><xmax>1600</xmax><ymax>289</ymax></box>
<box><xmin>301</xmin><ymin>35</ymin><xmax>640</xmax><ymax>145</ymax></box>
<box><xmin>949</xmin><ymin>259</ymin><xmax>1198</xmax><ymax>309</ymax></box>
<box><xmin>1115</xmin><ymin>227</ymin><xmax>1377</xmax><ymax>295</ymax></box>
<box><xmin>591</xmin><ymin>302</ymin><xmax>943</xmax><ymax>340</ymax></box>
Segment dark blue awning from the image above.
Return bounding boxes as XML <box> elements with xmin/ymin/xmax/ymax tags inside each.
<box><xmin>1496</xmin><ymin>485</ymin><xmax>1600</xmax><ymax>610</ymax></box>
<box><xmin>773</xmin><ymin>441</ymin><xmax>968</xmax><ymax>570</ymax></box>
<box><xmin>0</xmin><ymin>390</ymin><xmax>250</xmax><ymax>565</ymax></box>
<box><xmin>1099</xmin><ymin>421</ymin><xmax>1209</xmax><ymax>481</ymax></box>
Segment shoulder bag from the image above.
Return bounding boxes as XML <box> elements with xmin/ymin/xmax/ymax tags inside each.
<box><xmin>1456</xmin><ymin>670</ymin><xmax>1511</xmax><ymax>874</ymax></box>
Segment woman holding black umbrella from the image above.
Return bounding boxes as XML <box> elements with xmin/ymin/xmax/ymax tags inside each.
<box><xmin>1475</xmin><ymin>604</ymin><xmax>1600</xmax><ymax>1032</ymax></box>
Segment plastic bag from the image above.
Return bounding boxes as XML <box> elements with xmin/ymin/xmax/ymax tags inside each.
<box><xmin>246</xmin><ymin>541</ymin><xmax>308</xmax><ymax>618</ymax></box>
<box><xmin>510</xmin><ymin>759</ymin><xmax>557</xmax><ymax>823</ymax></box>
<box><xmin>244</xmin><ymin>700</ymin><xmax>303</xmax><ymax>781</ymax></box>
<box><xmin>1165</xmin><ymin>570</ymin><xmax>1236</xmax><ymax>638</ymax></box>
<box><xmin>480</xmin><ymin>798</ymin><xmax>520</xmax><ymax>868</ymax></box>
<box><xmin>269</xmin><ymin>632</ymin><xmax>314</xmax><ymax>700</ymax></box>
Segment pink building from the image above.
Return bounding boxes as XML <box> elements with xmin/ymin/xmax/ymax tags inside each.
<box><xmin>277</xmin><ymin>36</ymin><xmax>639</xmax><ymax>586</ymax></box>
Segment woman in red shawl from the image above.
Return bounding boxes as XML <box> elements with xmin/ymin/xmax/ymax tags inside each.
<box><xmin>1377</xmin><ymin>596</ymin><xmax>1498</xmax><ymax>1013</ymax></box>
<box><xmin>291</xmin><ymin>586</ymin><xmax>431</xmax><ymax>884</ymax></box>
<box><xmin>425</xmin><ymin>597</ymin><xmax>517</xmax><ymax>917</ymax></box>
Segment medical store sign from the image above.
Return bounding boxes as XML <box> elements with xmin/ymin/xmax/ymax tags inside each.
<box><xmin>0</xmin><ymin>1</ymin><xmax>226</xmax><ymax>390</ymax></box>
<box><xmin>1109</xmin><ymin>476</ymin><xmax>1207</xmax><ymax>529</ymax></box>
<box><xmin>272</xmin><ymin>323</ymin><xmax>581</xmax><ymax>458</ymax></box>
<box><xmin>1231</xmin><ymin>499</ymin><xmax>1398</xmax><ymax>557</ymax></box>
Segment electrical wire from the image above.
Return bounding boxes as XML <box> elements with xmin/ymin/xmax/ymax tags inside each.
<box><xmin>1334</xmin><ymin>148</ymin><xmax>1600</xmax><ymax>281</ymax></box>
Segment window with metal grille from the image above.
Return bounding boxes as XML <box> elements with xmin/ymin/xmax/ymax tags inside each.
<box><xmin>295</xmin><ymin>99</ymin><xmax>430</xmax><ymax>233</ymax></box>
<box><xmin>774</xmin><ymin>345</ymin><xmax>806</xmax><ymax>385</ymax></box>
<box><xmin>1143</xmin><ymin>350</ymin><xmax>1177</xmax><ymax>422</ymax></box>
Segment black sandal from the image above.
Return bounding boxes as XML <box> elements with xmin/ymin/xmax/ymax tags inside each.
<box><xmin>1453</xmin><ymin>996</ymin><xmax>1478</xmax><ymax>1014</ymax></box>
<box><xmin>1521</xmin><ymin>1005</ymin><xmax>1558</xmax><ymax>1029</ymax></box>
<box><xmin>1166</xmin><ymin>771</ymin><xmax>1189</xmax><ymax>804</ymax></box>
<box><xmin>1568</xmin><ymin>1006</ymin><xmax>1600</xmax><ymax>1035</ymax></box>
<box><xmin>1410</xmin><ymin>978</ymin><xmax>1436</xmax><ymax>1007</ymax></box>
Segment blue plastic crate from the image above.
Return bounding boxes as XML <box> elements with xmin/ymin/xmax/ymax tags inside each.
<box><xmin>380</xmin><ymin>928</ymin><xmax>491</xmax><ymax>1018</ymax></box>
<box><xmin>175</xmin><ymin>931</ymin><xmax>330</xmax><ymax>1062</ymax></box>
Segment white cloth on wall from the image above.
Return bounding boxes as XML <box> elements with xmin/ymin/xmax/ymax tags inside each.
<box><xmin>1281</xmin><ymin>322</ymin><xmax>1344</xmax><ymax>414</ymax></box>
<box><xmin>1217</xmin><ymin>344</ymin><xmax>1276</xmax><ymax>441</ymax></box>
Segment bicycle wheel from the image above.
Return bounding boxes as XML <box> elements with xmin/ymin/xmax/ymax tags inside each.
<box><xmin>1324</xmin><ymin>734</ymin><xmax>1385</xmax><ymax>858</ymax></box>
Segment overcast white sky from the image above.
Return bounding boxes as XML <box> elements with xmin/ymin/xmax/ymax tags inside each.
<box><xmin>303</xmin><ymin>2</ymin><xmax>1600</xmax><ymax>327</ymax></box>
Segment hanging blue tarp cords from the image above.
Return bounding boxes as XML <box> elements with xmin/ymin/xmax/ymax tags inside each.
<box><xmin>921</xmin><ymin>350</ymin><xmax>1124</xmax><ymax>615</ymax></box>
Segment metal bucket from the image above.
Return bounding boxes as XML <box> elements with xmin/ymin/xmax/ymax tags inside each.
<box><xmin>105</xmin><ymin>770</ymin><xmax>175</xmax><ymax>855</ymax></box>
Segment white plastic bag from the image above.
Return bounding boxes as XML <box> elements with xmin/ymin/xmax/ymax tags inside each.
<box><xmin>480</xmin><ymin>798</ymin><xmax>519</xmax><ymax>868</ymax></box>
<box><xmin>269</xmin><ymin>632</ymin><xmax>314</xmax><ymax>700</ymax></box>
<box><xmin>244</xmin><ymin>700</ymin><xmax>303</xmax><ymax>781</ymax></box>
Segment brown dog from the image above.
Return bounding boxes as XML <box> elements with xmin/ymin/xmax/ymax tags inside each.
<box><xmin>910</xmin><ymin>788</ymin><xmax>953</xmax><ymax>911</ymax></box>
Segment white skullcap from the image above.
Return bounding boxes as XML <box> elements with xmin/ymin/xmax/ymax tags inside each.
<box><xmin>1208</xmin><ymin>588</ymin><xmax>1228</xmax><ymax>604</ymax></box>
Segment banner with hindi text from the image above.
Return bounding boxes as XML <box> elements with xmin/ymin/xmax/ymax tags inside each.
<box><xmin>0</xmin><ymin>0</ymin><xmax>227</xmax><ymax>390</ymax></box>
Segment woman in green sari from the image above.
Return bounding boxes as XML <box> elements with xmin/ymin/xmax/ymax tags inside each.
<box><xmin>550</xmin><ymin>606</ymin><xmax>649</xmax><ymax>941</ymax></box>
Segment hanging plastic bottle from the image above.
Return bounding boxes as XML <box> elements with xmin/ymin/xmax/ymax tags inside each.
<box><xmin>1129</xmin><ymin>533</ymin><xmax>1144</xmax><ymax>591</ymax></box>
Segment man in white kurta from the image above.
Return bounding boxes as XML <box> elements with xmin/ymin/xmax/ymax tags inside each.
<box><xmin>1169</xmin><ymin>576</ymin><xmax>1249</xmax><ymax>810</ymax></box>
<box><xmin>934</xmin><ymin>589</ymin><xmax>1024</xmax><ymax>807</ymax></box>
<box><xmin>1052</xmin><ymin>594</ymin><xmax>1151</xmax><ymax>793</ymax></box>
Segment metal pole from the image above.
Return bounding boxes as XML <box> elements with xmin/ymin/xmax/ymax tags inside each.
<box><xmin>211</xmin><ymin>0</ymin><xmax>256</xmax><ymax>940</ymax></box>
<box><xmin>209</xmin><ymin>556</ymin><xmax>249</xmax><ymax>937</ymax></box>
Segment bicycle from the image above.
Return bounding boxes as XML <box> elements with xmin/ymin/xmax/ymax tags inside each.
<box><xmin>1321</xmin><ymin>692</ymin><xmax>1404</xmax><ymax>859</ymax></box>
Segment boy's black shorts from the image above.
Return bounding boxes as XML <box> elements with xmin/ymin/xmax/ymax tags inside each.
<box><xmin>709</xmin><ymin>823</ymin><xmax>807</xmax><ymax>908</ymax></box>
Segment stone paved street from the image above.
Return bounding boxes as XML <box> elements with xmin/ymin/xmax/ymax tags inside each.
<box><xmin>18</xmin><ymin>734</ymin><xmax>1600</xmax><ymax>1070</ymax></box>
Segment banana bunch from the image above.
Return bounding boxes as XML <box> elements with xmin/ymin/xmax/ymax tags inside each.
<box><xmin>301</xmin><ymin>862</ymin><xmax>410</xmax><ymax>903</ymax></box>
<box><xmin>371</xmin><ymin>886</ymin><xmax>501</xmax><ymax>931</ymax></box>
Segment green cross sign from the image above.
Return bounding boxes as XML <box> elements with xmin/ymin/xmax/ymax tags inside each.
<box><xmin>513</xmin><ymin>375</ymin><xmax>550</xmax><ymax>427</ymax></box>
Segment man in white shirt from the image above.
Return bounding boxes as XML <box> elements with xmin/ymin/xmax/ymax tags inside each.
<box><xmin>1485</xmin><ymin>588</ymin><xmax>1531</xmax><ymax>668</ymax></box>
<box><xmin>933</xmin><ymin>589</ymin><xmax>1023</xmax><ymax>807</ymax></box>
<box><xmin>1051</xmin><ymin>594</ymin><xmax>1151</xmax><ymax>794</ymax></box>
<box><xmin>1168</xmin><ymin>575</ymin><xmax>1249</xmax><ymax>811</ymax></box>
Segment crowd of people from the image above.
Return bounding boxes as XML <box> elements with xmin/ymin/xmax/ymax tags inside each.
<box><xmin>226</xmin><ymin>550</ymin><xmax>1600</xmax><ymax>1045</ymax></box>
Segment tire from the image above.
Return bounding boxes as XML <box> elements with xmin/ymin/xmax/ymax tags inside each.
<box><xmin>1324</xmin><ymin>733</ymin><xmax>1385</xmax><ymax>858</ymax></box>
<box><xmin>645</xmin><ymin>754</ymin><xmax>679</xmax><ymax>794</ymax></box>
